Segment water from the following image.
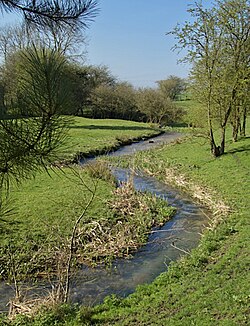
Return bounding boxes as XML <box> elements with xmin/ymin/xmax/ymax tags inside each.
<box><xmin>0</xmin><ymin>132</ymin><xmax>209</xmax><ymax>311</ymax></box>
<box><xmin>69</xmin><ymin>168</ymin><xmax>208</xmax><ymax>306</ymax></box>
<box><xmin>108</xmin><ymin>132</ymin><xmax>183</xmax><ymax>157</ymax></box>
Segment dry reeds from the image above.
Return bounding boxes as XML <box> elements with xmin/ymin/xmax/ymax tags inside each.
<box><xmin>144</xmin><ymin>164</ymin><xmax>231</xmax><ymax>229</ymax></box>
<box><xmin>74</xmin><ymin>179</ymin><xmax>174</xmax><ymax>265</ymax></box>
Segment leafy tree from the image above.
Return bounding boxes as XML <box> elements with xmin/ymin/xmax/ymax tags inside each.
<box><xmin>157</xmin><ymin>75</ymin><xmax>186</xmax><ymax>100</ymax></box>
<box><xmin>0</xmin><ymin>0</ymin><xmax>98</xmax><ymax>217</ymax></box>
<box><xmin>169</xmin><ymin>0</ymin><xmax>249</xmax><ymax>156</ymax></box>
<box><xmin>136</xmin><ymin>87</ymin><xmax>180</xmax><ymax>125</ymax></box>
<box><xmin>90</xmin><ymin>82</ymin><xmax>137</xmax><ymax>120</ymax></box>
<box><xmin>64</xmin><ymin>64</ymin><xmax>116</xmax><ymax>116</ymax></box>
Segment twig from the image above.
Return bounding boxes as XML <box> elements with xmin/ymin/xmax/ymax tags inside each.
<box><xmin>170</xmin><ymin>242</ymin><xmax>190</xmax><ymax>255</ymax></box>
<box><xmin>64</xmin><ymin>179</ymin><xmax>97</xmax><ymax>303</ymax></box>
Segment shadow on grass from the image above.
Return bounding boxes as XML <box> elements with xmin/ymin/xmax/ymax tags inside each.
<box><xmin>225</xmin><ymin>138</ymin><xmax>250</xmax><ymax>155</ymax></box>
<box><xmin>0</xmin><ymin>218</ymin><xmax>22</xmax><ymax>235</ymax></box>
<box><xmin>68</xmin><ymin>124</ymin><xmax>156</xmax><ymax>131</ymax></box>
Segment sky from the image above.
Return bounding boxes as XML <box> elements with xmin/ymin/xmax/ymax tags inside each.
<box><xmin>86</xmin><ymin>0</ymin><xmax>193</xmax><ymax>87</ymax></box>
<box><xmin>0</xmin><ymin>0</ymin><xmax>213</xmax><ymax>88</ymax></box>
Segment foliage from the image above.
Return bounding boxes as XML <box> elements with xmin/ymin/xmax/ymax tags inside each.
<box><xmin>0</xmin><ymin>47</ymin><xmax>71</xmax><ymax>186</ymax></box>
<box><xmin>62</xmin><ymin>63</ymin><xmax>116</xmax><ymax>116</ymax></box>
<box><xmin>170</xmin><ymin>0</ymin><xmax>250</xmax><ymax>156</ymax></box>
<box><xmin>157</xmin><ymin>75</ymin><xmax>186</xmax><ymax>100</ymax></box>
<box><xmin>0</xmin><ymin>0</ymin><xmax>99</xmax><ymax>29</ymax></box>
<box><xmin>89</xmin><ymin>82</ymin><xmax>143</xmax><ymax>121</ymax></box>
<box><xmin>136</xmin><ymin>87</ymin><xmax>183</xmax><ymax>125</ymax></box>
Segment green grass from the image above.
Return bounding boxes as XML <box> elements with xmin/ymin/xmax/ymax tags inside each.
<box><xmin>59</xmin><ymin>117</ymin><xmax>161</xmax><ymax>160</ymax></box>
<box><xmin>174</xmin><ymin>99</ymin><xmax>206</xmax><ymax>128</ymax></box>
<box><xmin>87</xmin><ymin>131</ymin><xmax>249</xmax><ymax>325</ymax></box>
<box><xmin>0</xmin><ymin>117</ymin><xmax>166</xmax><ymax>280</ymax></box>
<box><xmin>1</xmin><ymin>118</ymin><xmax>249</xmax><ymax>325</ymax></box>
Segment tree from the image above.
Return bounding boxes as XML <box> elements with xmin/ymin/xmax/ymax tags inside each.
<box><xmin>0</xmin><ymin>0</ymin><xmax>98</xmax><ymax>209</ymax></box>
<box><xmin>0</xmin><ymin>1</ymin><xmax>98</xmax><ymax>29</ymax></box>
<box><xmin>0</xmin><ymin>47</ymin><xmax>72</xmax><ymax>185</ymax></box>
<box><xmin>136</xmin><ymin>87</ymin><xmax>180</xmax><ymax>125</ymax></box>
<box><xmin>90</xmin><ymin>82</ymin><xmax>140</xmax><ymax>120</ymax></box>
<box><xmin>157</xmin><ymin>75</ymin><xmax>185</xmax><ymax>100</ymax></box>
<box><xmin>0</xmin><ymin>22</ymin><xmax>87</xmax><ymax>63</ymax></box>
<box><xmin>63</xmin><ymin>64</ymin><xmax>116</xmax><ymax>117</ymax></box>
<box><xmin>169</xmin><ymin>0</ymin><xmax>249</xmax><ymax>156</ymax></box>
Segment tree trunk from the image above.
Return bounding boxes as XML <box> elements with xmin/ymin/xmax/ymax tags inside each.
<box><xmin>232</xmin><ymin>116</ymin><xmax>240</xmax><ymax>142</ymax></box>
<box><xmin>209</xmin><ymin>124</ymin><xmax>226</xmax><ymax>157</ymax></box>
<box><xmin>240</xmin><ymin>107</ymin><xmax>247</xmax><ymax>137</ymax></box>
<box><xmin>220</xmin><ymin>126</ymin><xmax>226</xmax><ymax>154</ymax></box>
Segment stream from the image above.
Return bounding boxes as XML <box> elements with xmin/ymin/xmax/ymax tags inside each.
<box><xmin>0</xmin><ymin>132</ymin><xmax>209</xmax><ymax>312</ymax></box>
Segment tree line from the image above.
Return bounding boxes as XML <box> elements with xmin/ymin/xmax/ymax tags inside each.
<box><xmin>0</xmin><ymin>24</ymin><xmax>186</xmax><ymax>125</ymax></box>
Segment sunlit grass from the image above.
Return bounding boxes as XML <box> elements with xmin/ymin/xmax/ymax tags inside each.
<box><xmin>59</xmin><ymin>117</ymin><xmax>160</xmax><ymax>160</ymax></box>
<box><xmin>88</xmin><ymin>128</ymin><xmax>250</xmax><ymax>325</ymax></box>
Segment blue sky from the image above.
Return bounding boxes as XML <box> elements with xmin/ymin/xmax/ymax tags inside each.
<box><xmin>0</xmin><ymin>1</ymin><xmax>213</xmax><ymax>88</ymax></box>
<box><xmin>87</xmin><ymin>0</ymin><xmax>194</xmax><ymax>87</ymax></box>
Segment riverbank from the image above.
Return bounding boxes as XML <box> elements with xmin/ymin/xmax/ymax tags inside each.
<box><xmin>89</xmin><ymin>131</ymin><xmax>249</xmax><ymax>325</ymax></box>
<box><xmin>58</xmin><ymin>117</ymin><xmax>162</xmax><ymax>162</ymax></box>
<box><xmin>0</xmin><ymin>118</ymin><xmax>177</xmax><ymax>317</ymax></box>
<box><xmin>1</xmin><ymin>123</ymin><xmax>249</xmax><ymax>325</ymax></box>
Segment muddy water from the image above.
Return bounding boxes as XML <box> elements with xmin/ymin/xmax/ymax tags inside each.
<box><xmin>0</xmin><ymin>132</ymin><xmax>209</xmax><ymax>312</ymax></box>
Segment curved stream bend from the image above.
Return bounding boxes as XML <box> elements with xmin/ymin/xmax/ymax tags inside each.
<box><xmin>69</xmin><ymin>168</ymin><xmax>208</xmax><ymax>306</ymax></box>
<box><xmin>0</xmin><ymin>132</ymin><xmax>209</xmax><ymax>311</ymax></box>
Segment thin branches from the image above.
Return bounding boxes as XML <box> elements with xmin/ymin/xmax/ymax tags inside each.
<box><xmin>0</xmin><ymin>1</ymin><xmax>99</xmax><ymax>29</ymax></box>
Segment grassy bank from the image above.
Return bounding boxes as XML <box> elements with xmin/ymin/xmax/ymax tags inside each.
<box><xmin>58</xmin><ymin>117</ymin><xmax>161</xmax><ymax>161</ymax></box>
<box><xmin>1</xmin><ymin>119</ymin><xmax>249</xmax><ymax>325</ymax></box>
<box><xmin>88</xmin><ymin>131</ymin><xmax>249</xmax><ymax>325</ymax></box>
<box><xmin>13</xmin><ymin>129</ymin><xmax>249</xmax><ymax>325</ymax></box>
<box><xmin>0</xmin><ymin>117</ymin><xmax>174</xmax><ymax>320</ymax></box>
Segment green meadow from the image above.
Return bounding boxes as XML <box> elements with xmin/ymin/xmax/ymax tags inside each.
<box><xmin>58</xmin><ymin>117</ymin><xmax>161</xmax><ymax>160</ymax></box>
<box><xmin>0</xmin><ymin>117</ymin><xmax>166</xmax><ymax>280</ymax></box>
<box><xmin>1</xmin><ymin>117</ymin><xmax>249</xmax><ymax>325</ymax></box>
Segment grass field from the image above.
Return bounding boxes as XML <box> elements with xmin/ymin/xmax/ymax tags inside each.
<box><xmin>58</xmin><ymin>117</ymin><xmax>161</xmax><ymax>160</ymax></box>
<box><xmin>0</xmin><ymin>117</ymin><xmax>166</xmax><ymax>281</ymax></box>
<box><xmin>1</xmin><ymin>118</ymin><xmax>249</xmax><ymax>325</ymax></box>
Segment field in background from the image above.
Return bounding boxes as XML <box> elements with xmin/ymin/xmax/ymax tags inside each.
<box><xmin>59</xmin><ymin>117</ymin><xmax>160</xmax><ymax>160</ymax></box>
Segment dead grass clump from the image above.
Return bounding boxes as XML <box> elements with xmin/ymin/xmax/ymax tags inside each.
<box><xmin>143</xmin><ymin>164</ymin><xmax>231</xmax><ymax>229</ymax></box>
<box><xmin>84</xmin><ymin>160</ymin><xmax>117</xmax><ymax>185</ymax></box>
<box><xmin>109</xmin><ymin>181</ymin><xmax>149</xmax><ymax>217</ymax></box>
<box><xmin>8</xmin><ymin>292</ymin><xmax>55</xmax><ymax>320</ymax></box>
<box><xmin>74</xmin><ymin>180</ymin><xmax>175</xmax><ymax>265</ymax></box>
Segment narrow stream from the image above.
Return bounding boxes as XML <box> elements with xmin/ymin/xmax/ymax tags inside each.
<box><xmin>69</xmin><ymin>168</ymin><xmax>208</xmax><ymax>306</ymax></box>
<box><xmin>0</xmin><ymin>132</ymin><xmax>209</xmax><ymax>312</ymax></box>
